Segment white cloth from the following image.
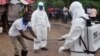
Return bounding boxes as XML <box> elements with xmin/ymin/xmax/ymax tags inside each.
<box><xmin>8</xmin><ymin>4</ymin><xmax>21</xmax><ymax>21</ymax></box>
<box><xmin>63</xmin><ymin>7</ymin><xmax>68</xmax><ymax>15</ymax></box>
<box><xmin>20</xmin><ymin>0</ymin><xmax>29</xmax><ymax>5</ymax></box>
<box><xmin>10</xmin><ymin>0</ymin><xmax>20</xmax><ymax>4</ymax></box>
<box><xmin>31</xmin><ymin>2</ymin><xmax>50</xmax><ymax>50</ymax></box>
<box><xmin>59</xmin><ymin>1</ymin><xmax>94</xmax><ymax>56</ymax></box>
<box><xmin>9</xmin><ymin>18</ymin><xmax>31</xmax><ymax>36</ymax></box>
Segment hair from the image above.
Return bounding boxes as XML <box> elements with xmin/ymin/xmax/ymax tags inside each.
<box><xmin>23</xmin><ymin>12</ymin><xmax>31</xmax><ymax>19</ymax></box>
<box><xmin>91</xmin><ymin>4</ymin><xmax>96</xmax><ymax>8</ymax></box>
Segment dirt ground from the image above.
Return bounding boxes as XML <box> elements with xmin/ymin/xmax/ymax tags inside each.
<box><xmin>0</xmin><ymin>21</ymin><xmax>100</xmax><ymax>56</ymax></box>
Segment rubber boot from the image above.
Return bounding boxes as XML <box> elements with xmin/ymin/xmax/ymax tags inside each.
<box><xmin>21</xmin><ymin>50</ymin><xmax>28</xmax><ymax>56</ymax></box>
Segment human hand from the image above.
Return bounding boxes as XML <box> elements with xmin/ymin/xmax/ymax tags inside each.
<box><xmin>59</xmin><ymin>46</ymin><xmax>65</xmax><ymax>53</ymax></box>
<box><xmin>34</xmin><ymin>38</ymin><xmax>40</xmax><ymax>43</ymax></box>
<box><xmin>29</xmin><ymin>38</ymin><xmax>34</xmax><ymax>41</ymax></box>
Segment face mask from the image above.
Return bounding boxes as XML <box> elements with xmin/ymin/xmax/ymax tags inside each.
<box><xmin>39</xmin><ymin>6</ymin><xmax>43</xmax><ymax>10</ymax></box>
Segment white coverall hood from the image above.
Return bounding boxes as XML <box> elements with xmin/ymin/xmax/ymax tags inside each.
<box><xmin>69</xmin><ymin>1</ymin><xmax>89</xmax><ymax>23</ymax></box>
<box><xmin>38</xmin><ymin>2</ymin><xmax>44</xmax><ymax>6</ymax></box>
<box><xmin>36</xmin><ymin>2</ymin><xmax>45</xmax><ymax>13</ymax></box>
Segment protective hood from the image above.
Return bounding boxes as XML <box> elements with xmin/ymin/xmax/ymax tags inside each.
<box><xmin>37</xmin><ymin>2</ymin><xmax>45</xmax><ymax>11</ymax></box>
<box><xmin>33</xmin><ymin>2</ymin><xmax>45</xmax><ymax>15</ymax></box>
<box><xmin>69</xmin><ymin>1</ymin><xmax>89</xmax><ymax>21</ymax></box>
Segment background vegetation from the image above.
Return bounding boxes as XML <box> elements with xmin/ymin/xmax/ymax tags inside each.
<box><xmin>34</xmin><ymin>0</ymin><xmax>100</xmax><ymax>10</ymax></box>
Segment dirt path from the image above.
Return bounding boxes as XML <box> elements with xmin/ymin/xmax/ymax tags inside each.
<box><xmin>0</xmin><ymin>22</ymin><xmax>100</xmax><ymax>56</ymax></box>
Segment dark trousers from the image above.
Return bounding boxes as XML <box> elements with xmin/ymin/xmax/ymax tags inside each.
<box><xmin>63</xmin><ymin>15</ymin><xmax>68</xmax><ymax>23</ymax></box>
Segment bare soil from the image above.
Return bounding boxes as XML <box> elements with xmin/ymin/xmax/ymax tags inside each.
<box><xmin>0</xmin><ymin>21</ymin><xmax>100</xmax><ymax>56</ymax></box>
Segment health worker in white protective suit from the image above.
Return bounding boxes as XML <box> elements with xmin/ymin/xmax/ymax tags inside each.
<box><xmin>31</xmin><ymin>2</ymin><xmax>51</xmax><ymax>53</ymax></box>
<box><xmin>59</xmin><ymin>1</ymin><xmax>94</xmax><ymax>56</ymax></box>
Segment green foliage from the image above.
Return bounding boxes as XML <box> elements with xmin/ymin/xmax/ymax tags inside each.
<box><xmin>34</xmin><ymin>0</ymin><xmax>100</xmax><ymax>9</ymax></box>
<box><xmin>81</xmin><ymin>0</ymin><xmax>100</xmax><ymax>9</ymax></box>
<box><xmin>52</xmin><ymin>0</ymin><xmax>65</xmax><ymax>8</ymax></box>
<box><xmin>45</xmin><ymin>0</ymin><xmax>65</xmax><ymax>8</ymax></box>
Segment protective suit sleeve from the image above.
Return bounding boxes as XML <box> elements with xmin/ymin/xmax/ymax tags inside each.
<box><xmin>61</xmin><ymin>23</ymin><xmax>82</xmax><ymax>50</ymax></box>
<box><xmin>64</xmin><ymin>26</ymin><xmax>81</xmax><ymax>48</ymax></box>
<box><xmin>61</xmin><ymin>34</ymin><xmax>69</xmax><ymax>39</ymax></box>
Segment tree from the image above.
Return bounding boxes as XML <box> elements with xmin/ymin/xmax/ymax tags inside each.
<box><xmin>34</xmin><ymin>0</ymin><xmax>100</xmax><ymax>9</ymax></box>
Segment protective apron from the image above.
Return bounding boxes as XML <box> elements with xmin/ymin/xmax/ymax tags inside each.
<box><xmin>59</xmin><ymin>1</ymin><xmax>98</xmax><ymax>56</ymax></box>
<box><xmin>31</xmin><ymin>2</ymin><xmax>50</xmax><ymax>50</ymax></box>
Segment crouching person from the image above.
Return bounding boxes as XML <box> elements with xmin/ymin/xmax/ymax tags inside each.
<box><xmin>9</xmin><ymin>13</ymin><xmax>37</xmax><ymax>56</ymax></box>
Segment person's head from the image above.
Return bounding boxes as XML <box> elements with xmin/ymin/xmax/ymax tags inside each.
<box><xmin>23</xmin><ymin>12</ymin><xmax>31</xmax><ymax>23</ymax></box>
<box><xmin>69</xmin><ymin>1</ymin><xmax>88</xmax><ymax>19</ymax></box>
<box><xmin>91</xmin><ymin>4</ymin><xmax>96</xmax><ymax>9</ymax></box>
<box><xmin>38</xmin><ymin>2</ymin><xmax>44</xmax><ymax>10</ymax></box>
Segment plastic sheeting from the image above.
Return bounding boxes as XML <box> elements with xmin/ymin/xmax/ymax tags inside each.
<box><xmin>8</xmin><ymin>4</ymin><xmax>21</xmax><ymax>21</ymax></box>
<box><xmin>10</xmin><ymin>0</ymin><xmax>34</xmax><ymax>5</ymax></box>
<box><xmin>0</xmin><ymin>0</ymin><xmax>7</xmax><ymax>5</ymax></box>
<box><xmin>0</xmin><ymin>6</ymin><xmax>6</xmax><ymax>20</ymax></box>
<box><xmin>10</xmin><ymin>0</ymin><xmax>20</xmax><ymax>4</ymax></box>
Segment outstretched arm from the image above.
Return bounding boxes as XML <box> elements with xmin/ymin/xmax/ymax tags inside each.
<box><xmin>19</xmin><ymin>30</ymin><xmax>34</xmax><ymax>41</ymax></box>
<box><xmin>28</xmin><ymin>27</ymin><xmax>37</xmax><ymax>38</ymax></box>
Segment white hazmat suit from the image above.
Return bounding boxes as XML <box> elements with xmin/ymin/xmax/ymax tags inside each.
<box><xmin>59</xmin><ymin>1</ymin><xmax>95</xmax><ymax>56</ymax></box>
<box><xmin>31</xmin><ymin>2</ymin><xmax>50</xmax><ymax>50</ymax></box>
